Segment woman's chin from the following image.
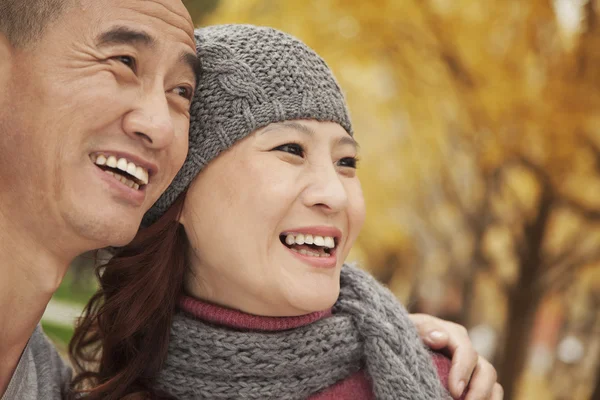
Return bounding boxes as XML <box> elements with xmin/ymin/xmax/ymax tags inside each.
<box><xmin>286</xmin><ymin>283</ymin><xmax>340</xmax><ymax>315</ymax></box>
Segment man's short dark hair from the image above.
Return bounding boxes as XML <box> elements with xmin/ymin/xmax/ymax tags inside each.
<box><xmin>0</xmin><ymin>0</ymin><xmax>70</xmax><ymax>48</ymax></box>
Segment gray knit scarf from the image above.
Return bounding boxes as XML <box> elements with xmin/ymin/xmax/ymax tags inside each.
<box><xmin>156</xmin><ymin>264</ymin><xmax>449</xmax><ymax>399</ymax></box>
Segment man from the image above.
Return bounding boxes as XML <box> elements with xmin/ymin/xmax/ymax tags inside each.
<box><xmin>0</xmin><ymin>0</ymin><xmax>199</xmax><ymax>397</ymax></box>
<box><xmin>0</xmin><ymin>1</ymin><xmax>501</xmax><ymax>399</ymax></box>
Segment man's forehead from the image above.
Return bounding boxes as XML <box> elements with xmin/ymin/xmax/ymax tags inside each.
<box><xmin>88</xmin><ymin>0</ymin><xmax>195</xmax><ymax>47</ymax></box>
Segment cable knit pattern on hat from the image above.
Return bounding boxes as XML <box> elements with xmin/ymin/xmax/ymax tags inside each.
<box><xmin>143</xmin><ymin>24</ymin><xmax>352</xmax><ymax>225</ymax></box>
<box><xmin>155</xmin><ymin>264</ymin><xmax>449</xmax><ymax>400</ymax></box>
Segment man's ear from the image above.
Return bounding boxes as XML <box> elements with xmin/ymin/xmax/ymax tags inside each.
<box><xmin>0</xmin><ymin>32</ymin><xmax>14</xmax><ymax>112</ymax></box>
<box><xmin>0</xmin><ymin>32</ymin><xmax>14</xmax><ymax>72</ymax></box>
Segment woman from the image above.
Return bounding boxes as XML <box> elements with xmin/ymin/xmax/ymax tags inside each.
<box><xmin>69</xmin><ymin>24</ymin><xmax>502</xmax><ymax>400</ymax></box>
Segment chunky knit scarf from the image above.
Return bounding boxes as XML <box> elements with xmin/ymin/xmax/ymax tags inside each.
<box><xmin>156</xmin><ymin>264</ymin><xmax>449</xmax><ymax>400</ymax></box>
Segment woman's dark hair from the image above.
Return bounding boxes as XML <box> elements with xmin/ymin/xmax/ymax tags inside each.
<box><xmin>68</xmin><ymin>193</ymin><xmax>189</xmax><ymax>399</ymax></box>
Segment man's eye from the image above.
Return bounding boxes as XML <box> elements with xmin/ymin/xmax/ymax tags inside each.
<box><xmin>273</xmin><ymin>143</ymin><xmax>304</xmax><ymax>157</ymax></box>
<box><xmin>115</xmin><ymin>55</ymin><xmax>136</xmax><ymax>71</ymax></box>
<box><xmin>338</xmin><ymin>157</ymin><xmax>359</xmax><ymax>169</ymax></box>
<box><xmin>172</xmin><ymin>86</ymin><xmax>194</xmax><ymax>100</ymax></box>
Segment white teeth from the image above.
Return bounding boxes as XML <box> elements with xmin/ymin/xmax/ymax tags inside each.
<box><xmin>289</xmin><ymin>246</ymin><xmax>331</xmax><ymax>258</ymax></box>
<box><xmin>92</xmin><ymin>154</ymin><xmax>149</xmax><ymax>186</ymax></box>
<box><xmin>106</xmin><ymin>156</ymin><xmax>117</xmax><ymax>168</ymax></box>
<box><xmin>286</xmin><ymin>234</ymin><xmax>295</xmax><ymax>245</ymax></box>
<box><xmin>283</xmin><ymin>233</ymin><xmax>336</xmax><ymax>250</ymax></box>
<box><xmin>102</xmin><ymin>168</ymin><xmax>141</xmax><ymax>190</ymax></box>
<box><xmin>117</xmin><ymin>158</ymin><xmax>128</xmax><ymax>171</ymax></box>
<box><xmin>297</xmin><ymin>248</ymin><xmax>320</xmax><ymax>257</ymax></box>
<box><xmin>135</xmin><ymin>166</ymin><xmax>149</xmax><ymax>185</ymax></box>
<box><xmin>324</xmin><ymin>237</ymin><xmax>335</xmax><ymax>249</ymax></box>
<box><xmin>126</xmin><ymin>162</ymin><xmax>137</xmax><ymax>176</ymax></box>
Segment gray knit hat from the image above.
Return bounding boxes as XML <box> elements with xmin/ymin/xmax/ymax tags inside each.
<box><xmin>143</xmin><ymin>24</ymin><xmax>352</xmax><ymax>226</ymax></box>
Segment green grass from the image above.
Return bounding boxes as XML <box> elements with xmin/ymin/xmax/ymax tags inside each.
<box><xmin>52</xmin><ymin>270</ymin><xmax>98</xmax><ymax>307</ymax></box>
<box><xmin>42</xmin><ymin>321</ymin><xmax>73</xmax><ymax>353</ymax></box>
<box><xmin>44</xmin><ymin>262</ymin><xmax>98</xmax><ymax>352</ymax></box>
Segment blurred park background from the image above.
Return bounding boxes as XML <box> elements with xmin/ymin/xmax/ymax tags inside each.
<box><xmin>42</xmin><ymin>0</ymin><xmax>600</xmax><ymax>399</ymax></box>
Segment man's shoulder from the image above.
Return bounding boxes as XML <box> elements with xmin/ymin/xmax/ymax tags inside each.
<box><xmin>28</xmin><ymin>325</ymin><xmax>66</xmax><ymax>362</ymax></box>
<box><xmin>2</xmin><ymin>325</ymin><xmax>72</xmax><ymax>400</ymax></box>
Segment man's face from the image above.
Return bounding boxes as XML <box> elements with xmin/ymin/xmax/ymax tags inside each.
<box><xmin>0</xmin><ymin>0</ymin><xmax>199</xmax><ymax>249</ymax></box>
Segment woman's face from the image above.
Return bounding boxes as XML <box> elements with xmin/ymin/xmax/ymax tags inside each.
<box><xmin>180</xmin><ymin>119</ymin><xmax>365</xmax><ymax>316</ymax></box>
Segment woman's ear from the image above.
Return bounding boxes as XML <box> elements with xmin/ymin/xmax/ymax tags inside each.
<box><xmin>178</xmin><ymin>209</ymin><xmax>187</xmax><ymax>226</ymax></box>
<box><xmin>177</xmin><ymin>194</ymin><xmax>188</xmax><ymax>227</ymax></box>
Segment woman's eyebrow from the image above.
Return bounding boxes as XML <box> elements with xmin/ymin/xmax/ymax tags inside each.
<box><xmin>260</xmin><ymin>121</ymin><xmax>315</xmax><ymax>136</ymax></box>
<box><xmin>261</xmin><ymin>122</ymin><xmax>358</xmax><ymax>149</ymax></box>
<box><xmin>337</xmin><ymin>136</ymin><xmax>359</xmax><ymax>150</ymax></box>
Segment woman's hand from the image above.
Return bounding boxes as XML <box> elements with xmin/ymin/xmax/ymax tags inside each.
<box><xmin>410</xmin><ymin>313</ymin><xmax>504</xmax><ymax>400</ymax></box>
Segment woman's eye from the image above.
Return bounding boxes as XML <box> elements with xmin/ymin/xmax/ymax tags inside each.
<box><xmin>274</xmin><ymin>143</ymin><xmax>305</xmax><ymax>157</ymax></box>
<box><xmin>115</xmin><ymin>55</ymin><xmax>136</xmax><ymax>71</ymax></box>
<box><xmin>338</xmin><ymin>157</ymin><xmax>359</xmax><ymax>169</ymax></box>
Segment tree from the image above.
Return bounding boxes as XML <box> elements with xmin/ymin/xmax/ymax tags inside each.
<box><xmin>383</xmin><ymin>3</ymin><xmax>600</xmax><ymax>398</ymax></box>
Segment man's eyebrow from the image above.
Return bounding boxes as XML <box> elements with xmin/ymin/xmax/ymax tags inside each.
<box><xmin>96</xmin><ymin>26</ymin><xmax>156</xmax><ymax>48</ymax></box>
<box><xmin>180</xmin><ymin>51</ymin><xmax>202</xmax><ymax>84</ymax></box>
<box><xmin>263</xmin><ymin>121</ymin><xmax>359</xmax><ymax>149</ymax></box>
<box><xmin>96</xmin><ymin>27</ymin><xmax>200</xmax><ymax>84</ymax></box>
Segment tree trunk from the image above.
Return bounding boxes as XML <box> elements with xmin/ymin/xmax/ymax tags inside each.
<box><xmin>497</xmin><ymin>181</ymin><xmax>552</xmax><ymax>400</ymax></box>
<box><xmin>591</xmin><ymin>358</ymin><xmax>600</xmax><ymax>400</ymax></box>
<box><xmin>497</xmin><ymin>281</ymin><xmax>542</xmax><ymax>400</ymax></box>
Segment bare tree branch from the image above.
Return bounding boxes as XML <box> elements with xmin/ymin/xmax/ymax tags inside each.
<box><xmin>494</xmin><ymin>165</ymin><xmax>531</xmax><ymax>224</ymax></box>
<box><xmin>542</xmin><ymin>225</ymin><xmax>591</xmax><ymax>271</ymax></box>
<box><xmin>581</xmin><ymin>134</ymin><xmax>600</xmax><ymax>174</ymax></box>
<box><xmin>558</xmin><ymin>196</ymin><xmax>600</xmax><ymax>221</ymax></box>
<box><xmin>538</xmin><ymin>245</ymin><xmax>600</xmax><ymax>293</ymax></box>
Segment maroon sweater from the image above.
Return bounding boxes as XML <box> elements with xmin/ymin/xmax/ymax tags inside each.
<box><xmin>179</xmin><ymin>296</ymin><xmax>463</xmax><ymax>400</ymax></box>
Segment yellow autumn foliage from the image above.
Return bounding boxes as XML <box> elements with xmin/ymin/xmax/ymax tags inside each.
<box><xmin>185</xmin><ymin>1</ymin><xmax>600</xmax><ymax>398</ymax></box>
